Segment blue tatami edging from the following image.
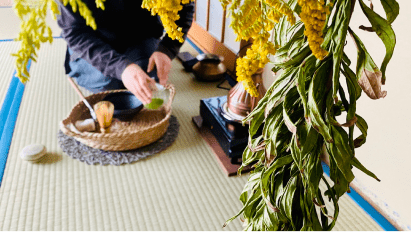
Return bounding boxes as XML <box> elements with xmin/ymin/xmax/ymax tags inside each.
<box><xmin>0</xmin><ymin>60</ymin><xmax>30</xmax><ymax>187</ymax></box>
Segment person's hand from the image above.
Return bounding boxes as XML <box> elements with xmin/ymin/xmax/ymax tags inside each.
<box><xmin>121</xmin><ymin>63</ymin><xmax>155</xmax><ymax>105</ymax></box>
<box><xmin>147</xmin><ymin>51</ymin><xmax>172</xmax><ymax>86</ymax></box>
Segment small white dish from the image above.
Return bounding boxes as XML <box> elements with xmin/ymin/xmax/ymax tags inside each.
<box><xmin>20</xmin><ymin>144</ymin><xmax>46</xmax><ymax>161</ymax></box>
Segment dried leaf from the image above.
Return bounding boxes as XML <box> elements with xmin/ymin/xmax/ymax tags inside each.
<box><xmin>266</xmin><ymin>199</ymin><xmax>280</xmax><ymax>212</ymax></box>
<box><xmin>358</xmin><ymin>69</ymin><xmax>387</xmax><ymax>99</ymax></box>
<box><xmin>349</xmin><ymin>28</ymin><xmax>388</xmax><ymax>99</ymax></box>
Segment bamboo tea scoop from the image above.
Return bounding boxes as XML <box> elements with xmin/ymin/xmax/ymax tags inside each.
<box><xmin>93</xmin><ymin>101</ymin><xmax>114</xmax><ymax>133</ymax></box>
<box><xmin>67</xmin><ymin>77</ymin><xmax>98</xmax><ymax>123</ymax></box>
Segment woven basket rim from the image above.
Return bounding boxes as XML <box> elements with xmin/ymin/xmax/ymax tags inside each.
<box><xmin>60</xmin><ymin>84</ymin><xmax>175</xmax><ymax>139</ymax></box>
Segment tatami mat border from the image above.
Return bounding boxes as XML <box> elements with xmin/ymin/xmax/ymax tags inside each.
<box><xmin>0</xmin><ymin>36</ymin><xmax>62</xmax><ymax>43</ymax></box>
<box><xmin>0</xmin><ymin>61</ymin><xmax>30</xmax><ymax>186</ymax></box>
<box><xmin>186</xmin><ymin>38</ymin><xmax>203</xmax><ymax>55</ymax></box>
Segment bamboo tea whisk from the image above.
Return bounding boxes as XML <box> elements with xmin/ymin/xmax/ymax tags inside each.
<box><xmin>94</xmin><ymin>101</ymin><xmax>114</xmax><ymax>133</ymax></box>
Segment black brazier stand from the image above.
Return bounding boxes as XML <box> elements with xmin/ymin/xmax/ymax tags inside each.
<box><xmin>199</xmin><ymin>96</ymin><xmax>250</xmax><ymax>164</ymax></box>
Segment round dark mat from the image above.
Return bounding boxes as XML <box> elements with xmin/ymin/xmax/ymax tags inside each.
<box><xmin>57</xmin><ymin>115</ymin><xmax>179</xmax><ymax>165</ymax></box>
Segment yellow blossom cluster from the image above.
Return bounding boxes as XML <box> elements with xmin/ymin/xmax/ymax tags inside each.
<box><xmin>265</xmin><ymin>0</ymin><xmax>296</xmax><ymax>25</ymax></box>
<box><xmin>13</xmin><ymin>0</ymin><xmax>100</xmax><ymax>83</ymax></box>
<box><xmin>142</xmin><ymin>0</ymin><xmax>194</xmax><ymax>43</ymax></box>
<box><xmin>13</xmin><ymin>0</ymin><xmax>54</xmax><ymax>83</ymax></box>
<box><xmin>223</xmin><ymin>0</ymin><xmax>295</xmax><ymax>97</ymax></box>
<box><xmin>236</xmin><ymin>34</ymin><xmax>276</xmax><ymax>97</ymax></box>
<box><xmin>297</xmin><ymin>0</ymin><xmax>332</xmax><ymax>60</ymax></box>
<box><xmin>95</xmin><ymin>0</ymin><xmax>106</xmax><ymax>10</ymax></box>
<box><xmin>61</xmin><ymin>0</ymin><xmax>99</xmax><ymax>30</ymax></box>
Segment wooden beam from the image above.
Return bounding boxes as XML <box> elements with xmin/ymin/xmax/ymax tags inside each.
<box><xmin>221</xmin><ymin>7</ymin><xmax>226</xmax><ymax>44</ymax></box>
<box><xmin>193</xmin><ymin>0</ymin><xmax>196</xmax><ymax>21</ymax></box>
<box><xmin>206</xmin><ymin>0</ymin><xmax>210</xmax><ymax>31</ymax></box>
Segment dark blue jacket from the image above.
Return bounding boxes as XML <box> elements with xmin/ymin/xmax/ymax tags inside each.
<box><xmin>57</xmin><ymin>0</ymin><xmax>194</xmax><ymax>80</ymax></box>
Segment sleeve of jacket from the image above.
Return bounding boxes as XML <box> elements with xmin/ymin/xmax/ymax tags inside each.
<box><xmin>57</xmin><ymin>2</ymin><xmax>131</xmax><ymax>80</ymax></box>
<box><xmin>156</xmin><ymin>2</ymin><xmax>195</xmax><ymax>60</ymax></box>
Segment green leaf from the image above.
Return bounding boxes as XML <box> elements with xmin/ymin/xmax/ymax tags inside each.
<box><xmin>242</xmin><ymin>135</ymin><xmax>265</xmax><ymax>167</ymax></box>
<box><xmin>342</xmin><ymin>64</ymin><xmax>357</xmax><ymax>120</ymax></box>
<box><xmin>359</xmin><ymin>0</ymin><xmax>397</xmax><ymax>84</ymax></box>
<box><xmin>273</xmin><ymin>22</ymin><xmax>305</xmax><ymax>64</ymax></box>
<box><xmin>249</xmin><ymin>108</ymin><xmax>265</xmax><ymax>138</ymax></box>
<box><xmin>321</xmin><ymin>176</ymin><xmax>340</xmax><ymax>230</ymax></box>
<box><xmin>273</xmin><ymin>15</ymin><xmax>291</xmax><ymax>48</ymax></box>
<box><xmin>342</xmin><ymin>61</ymin><xmax>362</xmax><ymax>100</ymax></box>
<box><xmin>308</xmin><ymin>191</ymin><xmax>323</xmax><ymax>231</ymax></box>
<box><xmin>330</xmin><ymin>0</ymin><xmax>352</xmax><ymax>102</ymax></box>
<box><xmin>289</xmin><ymin>36</ymin><xmax>305</xmax><ymax>55</ymax></box>
<box><xmin>290</xmin><ymin>135</ymin><xmax>301</xmax><ymax>170</ymax></box>
<box><xmin>268</xmin><ymin>123</ymin><xmax>291</xmax><ymax>161</ymax></box>
<box><xmin>296</xmin><ymin>55</ymin><xmax>318</xmax><ymax>120</ymax></box>
<box><xmin>283</xmin><ymin>87</ymin><xmax>301</xmax><ymax>134</ymax></box>
<box><xmin>225</xmin><ymin>187</ymin><xmax>263</xmax><ymax>227</ymax></box>
<box><xmin>263</xmin><ymin>106</ymin><xmax>284</xmax><ymax>160</ymax></box>
<box><xmin>351</xmin><ymin>157</ymin><xmax>381</xmax><ymax>181</ymax></box>
<box><xmin>273</xmin><ymin>169</ymin><xmax>286</xmax><ymax>207</ymax></box>
<box><xmin>305</xmin><ymin>144</ymin><xmax>323</xmax><ymax>194</ymax></box>
<box><xmin>327</xmin><ymin>126</ymin><xmax>355</xmax><ymax>183</ymax></box>
<box><xmin>298</xmin><ymin>189</ymin><xmax>309</xmax><ymax>231</ymax></box>
<box><xmin>307</xmin><ymin>60</ymin><xmax>333</xmax><ymax>143</ymax></box>
<box><xmin>263</xmin><ymin>206</ymin><xmax>279</xmax><ymax>230</ymax></box>
<box><xmin>354</xmin><ymin>114</ymin><xmax>368</xmax><ymax>148</ymax></box>
<box><xmin>342</xmin><ymin>52</ymin><xmax>351</xmax><ymax>66</ymax></box>
<box><xmin>246</xmin><ymin>93</ymin><xmax>268</xmax><ymax>119</ymax></box>
<box><xmin>264</xmin><ymin>104</ymin><xmax>283</xmax><ymax>137</ymax></box>
<box><xmin>326</xmin><ymin>90</ymin><xmax>343</xmax><ymax>127</ymax></box>
<box><xmin>279</xmin><ymin>175</ymin><xmax>298</xmax><ymax>230</ymax></box>
<box><xmin>262</xmin><ymin>155</ymin><xmax>294</xmax><ymax>186</ymax></box>
<box><xmin>264</xmin><ymin>67</ymin><xmax>298</xmax><ymax>118</ymax></box>
<box><xmin>287</xmin><ymin>0</ymin><xmax>300</xmax><ymax>14</ymax></box>
<box><xmin>300</xmin><ymin>126</ymin><xmax>319</xmax><ymax>160</ymax></box>
<box><xmin>273</xmin><ymin>41</ymin><xmax>311</xmax><ymax>69</ymax></box>
<box><xmin>380</xmin><ymin>0</ymin><xmax>400</xmax><ymax>24</ymax></box>
<box><xmin>327</xmin><ymin>150</ymin><xmax>350</xmax><ymax>198</ymax></box>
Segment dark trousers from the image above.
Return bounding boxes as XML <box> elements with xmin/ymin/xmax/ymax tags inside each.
<box><xmin>68</xmin><ymin>38</ymin><xmax>159</xmax><ymax>93</ymax></box>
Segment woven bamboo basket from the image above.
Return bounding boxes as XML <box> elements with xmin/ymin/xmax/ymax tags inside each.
<box><xmin>60</xmin><ymin>84</ymin><xmax>176</xmax><ymax>151</ymax></box>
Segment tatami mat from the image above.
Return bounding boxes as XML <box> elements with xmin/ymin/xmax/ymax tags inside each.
<box><xmin>0</xmin><ymin>39</ymin><xmax>384</xmax><ymax>230</ymax></box>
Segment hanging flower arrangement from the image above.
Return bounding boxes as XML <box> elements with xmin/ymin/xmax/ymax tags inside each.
<box><xmin>220</xmin><ymin>0</ymin><xmax>399</xmax><ymax>230</ymax></box>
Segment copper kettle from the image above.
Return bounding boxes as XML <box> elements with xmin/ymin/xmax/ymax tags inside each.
<box><xmin>192</xmin><ymin>54</ymin><xmax>226</xmax><ymax>82</ymax></box>
<box><xmin>227</xmin><ymin>68</ymin><xmax>266</xmax><ymax>118</ymax></box>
